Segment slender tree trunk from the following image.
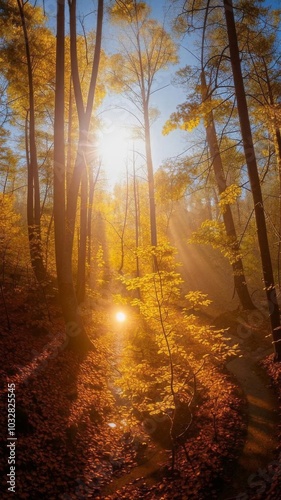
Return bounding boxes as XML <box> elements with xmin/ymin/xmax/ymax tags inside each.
<box><xmin>276</xmin><ymin>127</ymin><xmax>281</xmax><ymax>288</ymax></box>
<box><xmin>76</xmin><ymin>161</ymin><xmax>88</xmax><ymax>304</ymax></box>
<box><xmin>224</xmin><ymin>0</ymin><xmax>281</xmax><ymax>359</ymax></box>
<box><xmin>143</xmin><ymin>102</ymin><xmax>157</xmax><ymax>248</ymax></box>
<box><xmin>87</xmin><ymin>161</ymin><xmax>101</xmax><ymax>271</ymax></box>
<box><xmin>87</xmin><ymin>166</ymin><xmax>94</xmax><ymax>271</ymax></box>
<box><xmin>133</xmin><ymin>149</ymin><xmax>140</xmax><ymax>279</ymax></box>
<box><xmin>135</xmin><ymin>22</ymin><xmax>157</xmax><ymax>250</ymax></box>
<box><xmin>262</xmin><ymin>58</ymin><xmax>281</xmax><ymax>288</ymax></box>
<box><xmin>17</xmin><ymin>0</ymin><xmax>45</xmax><ymax>281</ymax></box>
<box><xmin>66</xmin><ymin>77</ymin><xmax>73</xmax><ymax>190</ymax></box>
<box><xmin>118</xmin><ymin>164</ymin><xmax>129</xmax><ymax>274</ymax></box>
<box><xmin>69</xmin><ymin>0</ymin><xmax>104</xmax><ymax>301</ymax></box>
<box><xmin>54</xmin><ymin>0</ymin><xmax>66</xmax><ymax>281</ymax></box>
<box><xmin>45</xmin><ymin>210</ymin><xmax>54</xmax><ymax>272</ymax></box>
<box><xmin>201</xmin><ymin>70</ymin><xmax>255</xmax><ymax>310</ymax></box>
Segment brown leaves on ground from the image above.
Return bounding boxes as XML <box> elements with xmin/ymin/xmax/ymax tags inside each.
<box><xmin>258</xmin><ymin>355</ymin><xmax>281</xmax><ymax>500</ymax></box>
<box><xmin>0</xmin><ymin>287</ymin><xmax>248</xmax><ymax>499</ymax></box>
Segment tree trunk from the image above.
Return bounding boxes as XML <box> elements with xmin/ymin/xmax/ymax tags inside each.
<box><xmin>262</xmin><ymin>57</ymin><xmax>281</xmax><ymax>288</ymax></box>
<box><xmin>76</xmin><ymin>163</ymin><xmax>88</xmax><ymax>304</ymax></box>
<box><xmin>201</xmin><ymin>70</ymin><xmax>255</xmax><ymax>310</ymax></box>
<box><xmin>135</xmin><ymin>22</ymin><xmax>157</xmax><ymax>250</ymax></box>
<box><xmin>224</xmin><ymin>0</ymin><xmax>281</xmax><ymax>359</ymax></box>
<box><xmin>70</xmin><ymin>0</ymin><xmax>104</xmax><ymax>301</ymax></box>
<box><xmin>118</xmin><ymin>165</ymin><xmax>129</xmax><ymax>274</ymax></box>
<box><xmin>87</xmin><ymin>161</ymin><xmax>101</xmax><ymax>272</ymax></box>
<box><xmin>53</xmin><ymin>0</ymin><xmax>93</xmax><ymax>351</ymax></box>
<box><xmin>53</xmin><ymin>0</ymin><xmax>66</xmax><ymax>285</ymax></box>
<box><xmin>133</xmin><ymin>149</ymin><xmax>140</xmax><ymax>279</ymax></box>
<box><xmin>143</xmin><ymin>102</ymin><xmax>157</xmax><ymax>248</ymax></box>
<box><xmin>17</xmin><ymin>0</ymin><xmax>45</xmax><ymax>281</ymax></box>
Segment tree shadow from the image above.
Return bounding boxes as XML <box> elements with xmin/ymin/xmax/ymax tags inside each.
<box><xmin>0</xmin><ymin>298</ymin><xmax>118</xmax><ymax>499</ymax></box>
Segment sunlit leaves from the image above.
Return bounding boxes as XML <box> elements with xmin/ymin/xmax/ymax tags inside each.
<box><xmin>0</xmin><ymin>0</ymin><xmax>56</xmax><ymax>117</ymax></box>
<box><xmin>218</xmin><ymin>184</ymin><xmax>242</xmax><ymax>213</ymax></box>
<box><xmin>109</xmin><ymin>0</ymin><xmax>150</xmax><ymax>24</ymax></box>
<box><xmin>0</xmin><ymin>128</ymin><xmax>18</xmax><ymax>191</ymax></box>
<box><xmin>185</xmin><ymin>291</ymin><xmax>212</xmax><ymax>309</ymax></box>
<box><xmin>115</xmin><ymin>242</ymin><xmax>238</xmax><ymax>424</ymax></box>
<box><xmin>163</xmin><ymin>98</ymin><xmax>233</xmax><ymax>135</ymax></box>
<box><xmin>0</xmin><ymin>193</ymin><xmax>27</xmax><ymax>274</ymax></box>
<box><xmin>107</xmin><ymin>3</ymin><xmax>178</xmax><ymax>103</ymax></box>
<box><xmin>173</xmin><ymin>15</ymin><xmax>189</xmax><ymax>35</ymax></box>
<box><xmin>156</xmin><ymin>156</ymin><xmax>199</xmax><ymax>206</ymax></box>
<box><xmin>189</xmin><ymin>220</ymin><xmax>243</xmax><ymax>265</ymax></box>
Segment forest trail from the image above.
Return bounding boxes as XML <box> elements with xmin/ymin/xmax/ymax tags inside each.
<box><xmin>101</xmin><ymin>205</ymin><xmax>279</xmax><ymax>498</ymax></box>
<box><xmin>102</xmin><ymin>316</ymin><xmax>279</xmax><ymax>499</ymax></box>
<box><xmin>169</xmin><ymin>205</ymin><xmax>279</xmax><ymax>498</ymax></box>
<box><xmin>221</xmin><ymin>348</ymin><xmax>279</xmax><ymax>499</ymax></box>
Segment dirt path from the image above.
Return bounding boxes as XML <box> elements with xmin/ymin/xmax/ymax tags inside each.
<box><xmin>101</xmin><ymin>205</ymin><xmax>280</xmax><ymax>498</ymax></box>
<box><xmin>102</xmin><ymin>335</ymin><xmax>279</xmax><ymax>499</ymax></box>
<box><xmin>101</xmin><ymin>443</ymin><xmax>168</xmax><ymax>497</ymax></box>
<box><xmin>221</xmin><ymin>349</ymin><xmax>279</xmax><ymax>499</ymax></box>
<box><xmin>169</xmin><ymin>205</ymin><xmax>279</xmax><ymax>497</ymax></box>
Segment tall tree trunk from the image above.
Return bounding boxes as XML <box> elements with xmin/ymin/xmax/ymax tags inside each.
<box><xmin>135</xmin><ymin>22</ymin><xmax>157</xmax><ymax>250</ymax></box>
<box><xmin>201</xmin><ymin>70</ymin><xmax>255</xmax><ymax>310</ymax></box>
<box><xmin>224</xmin><ymin>0</ymin><xmax>281</xmax><ymax>359</ymax></box>
<box><xmin>70</xmin><ymin>0</ymin><xmax>104</xmax><ymax>302</ymax></box>
<box><xmin>118</xmin><ymin>164</ymin><xmax>129</xmax><ymax>274</ymax></box>
<box><xmin>133</xmin><ymin>148</ymin><xmax>140</xmax><ymax>279</ymax></box>
<box><xmin>66</xmin><ymin>77</ymin><xmax>73</xmax><ymax>190</ymax></box>
<box><xmin>17</xmin><ymin>0</ymin><xmax>45</xmax><ymax>281</ymax></box>
<box><xmin>87</xmin><ymin>161</ymin><xmax>101</xmax><ymax>271</ymax></box>
<box><xmin>54</xmin><ymin>0</ymin><xmax>66</xmax><ymax>285</ymax></box>
<box><xmin>76</xmin><ymin>163</ymin><xmax>88</xmax><ymax>304</ymax></box>
<box><xmin>54</xmin><ymin>0</ymin><xmax>93</xmax><ymax>351</ymax></box>
<box><xmin>143</xmin><ymin>102</ymin><xmax>157</xmax><ymax>248</ymax></box>
<box><xmin>262</xmin><ymin>57</ymin><xmax>281</xmax><ymax>287</ymax></box>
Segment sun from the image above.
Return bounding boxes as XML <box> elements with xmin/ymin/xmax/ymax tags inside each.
<box><xmin>115</xmin><ymin>311</ymin><xmax>126</xmax><ymax>323</ymax></box>
<box><xmin>98</xmin><ymin>126</ymin><xmax>130</xmax><ymax>181</ymax></box>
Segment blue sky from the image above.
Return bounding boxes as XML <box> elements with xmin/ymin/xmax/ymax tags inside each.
<box><xmin>40</xmin><ymin>0</ymin><xmax>281</xmax><ymax>186</ymax></box>
<box><xmin>41</xmin><ymin>0</ymin><xmax>189</xmax><ymax>184</ymax></box>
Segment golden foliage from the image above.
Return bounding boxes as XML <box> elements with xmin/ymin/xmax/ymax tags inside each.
<box><xmin>189</xmin><ymin>220</ymin><xmax>243</xmax><ymax>265</ymax></box>
<box><xmin>218</xmin><ymin>184</ymin><xmax>242</xmax><ymax>213</ymax></box>
<box><xmin>109</xmin><ymin>0</ymin><xmax>149</xmax><ymax>23</ymax></box>
<box><xmin>0</xmin><ymin>194</ymin><xmax>28</xmax><ymax>274</ymax></box>
<box><xmin>163</xmin><ymin>98</ymin><xmax>233</xmax><ymax>135</ymax></box>
<box><xmin>185</xmin><ymin>291</ymin><xmax>212</xmax><ymax>309</ymax></box>
<box><xmin>114</xmin><ymin>244</ymin><xmax>238</xmax><ymax>417</ymax></box>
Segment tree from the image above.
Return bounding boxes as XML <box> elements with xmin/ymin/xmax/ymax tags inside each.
<box><xmin>116</xmin><ymin>243</ymin><xmax>238</xmax><ymax>469</ymax></box>
<box><xmin>69</xmin><ymin>0</ymin><xmax>104</xmax><ymax>305</ymax></box>
<box><xmin>162</xmin><ymin>65</ymin><xmax>254</xmax><ymax>308</ymax></box>
<box><xmin>200</xmin><ymin>69</ymin><xmax>254</xmax><ymax>309</ymax></box>
<box><xmin>109</xmin><ymin>0</ymin><xmax>178</xmax><ymax>250</ymax></box>
<box><xmin>0</xmin><ymin>0</ymin><xmax>55</xmax><ymax>281</ymax></box>
<box><xmin>239</xmin><ymin>13</ymin><xmax>281</xmax><ymax>284</ymax></box>
<box><xmin>0</xmin><ymin>128</ymin><xmax>17</xmax><ymax>194</ymax></box>
<box><xmin>53</xmin><ymin>0</ymin><xmax>104</xmax><ymax>350</ymax></box>
<box><xmin>223</xmin><ymin>0</ymin><xmax>281</xmax><ymax>360</ymax></box>
<box><xmin>17</xmin><ymin>0</ymin><xmax>46</xmax><ymax>281</ymax></box>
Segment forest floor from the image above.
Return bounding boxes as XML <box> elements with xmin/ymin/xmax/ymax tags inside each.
<box><xmin>213</xmin><ymin>311</ymin><xmax>281</xmax><ymax>499</ymax></box>
<box><xmin>0</xmin><ymin>283</ymin><xmax>281</xmax><ymax>499</ymax></box>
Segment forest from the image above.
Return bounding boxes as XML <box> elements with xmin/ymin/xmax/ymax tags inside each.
<box><xmin>0</xmin><ymin>0</ymin><xmax>281</xmax><ymax>498</ymax></box>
